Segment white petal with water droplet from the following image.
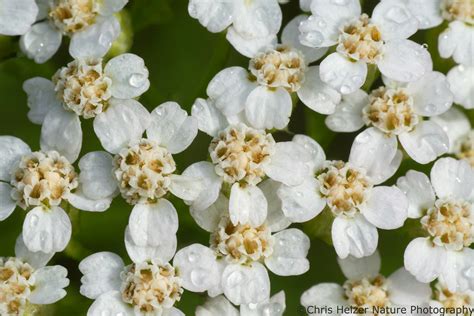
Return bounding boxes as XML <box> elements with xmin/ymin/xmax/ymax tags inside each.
<box><xmin>105</xmin><ymin>53</ymin><xmax>150</xmax><ymax>99</ymax></box>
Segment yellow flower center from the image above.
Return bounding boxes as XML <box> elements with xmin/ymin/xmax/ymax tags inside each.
<box><xmin>441</xmin><ymin>0</ymin><xmax>474</xmax><ymax>24</ymax></box>
<box><xmin>0</xmin><ymin>258</ymin><xmax>34</xmax><ymax>316</ymax></box>
<box><xmin>344</xmin><ymin>275</ymin><xmax>390</xmax><ymax>309</ymax></box>
<box><xmin>455</xmin><ymin>131</ymin><xmax>474</xmax><ymax>168</ymax></box>
<box><xmin>49</xmin><ymin>0</ymin><xmax>98</xmax><ymax>34</ymax></box>
<box><xmin>435</xmin><ymin>282</ymin><xmax>472</xmax><ymax>310</ymax></box>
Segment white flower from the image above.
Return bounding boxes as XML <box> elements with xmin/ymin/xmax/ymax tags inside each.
<box><xmin>301</xmin><ymin>251</ymin><xmax>432</xmax><ymax>314</ymax></box>
<box><xmin>23</xmin><ymin>53</ymin><xmax>149</xmax><ymax>161</ymax></box>
<box><xmin>0</xmin><ymin>136</ymin><xmax>111</xmax><ymax>253</ymax></box>
<box><xmin>278</xmin><ymin>130</ymin><xmax>408</xmax><ymax>258</ymax></box>
<box><xmin>398</xmin><ymin>157</ymin><xmax>474</xmax><ymax>292</ymax></box>
<box><xmin>173</xmin><ymin>195</ymin><xmax>309</xmax><ymax>306</ymax></box>
<box><xmin>206</xmin><ymin>15</ymin><xmax>331</xmax><ymax>129</ymax></box>
<box><xmin>71</xmin><ymin>101</ymin><xmax>201</xmax><ymax>247</ymax></box>
<box><xmin>447</xmin><ymin>65</ymin><xmax>474</xmax><ymax>109</ymax></box>
<box><xmin>430</xmin><ymin>281</ymin><xmax>474</xmax><ymax>312</ymax></box>
<box><xmin>186</xmin><ymin>100</ymin><xmax>312</xmax><ymax>227</ymax></box>
<box><xmin>79</xmin><ymin>225</ymin><xmax>185</xmax><ymax>316</ymax></box>
<box><xmin>19</xmin><ymin>0</ymin><xmax>128</xmax><ymax>63</ymax></box>
<box><xmin>188</xmin><ymin>0</ymin><xmax>282</xmax><ymax>57</ymax></box>
<box><xmin>326</xmin><ymin>71</ymin><xmax>453</xmax><ymax>164</ymax></box>
<box><xmin>196</xmin><ymin>291</ymin><xmax>286</xmax><ymax>316</ymax></box>
<box><xmin>401</xmin><ymin>0</ymin><xmax>473</xmax><ymax>66</ymax></box>
<box><xmin>299</xmin><ymin>0</ymin><xmax>432</xmax><ymax>94</ymax></box>
<box><xmin>0</xmin><ymin>235</ymin><xmax>69</xmax><ymax>315</ymax></box>
<box><xmin>0</xmin><ymin>0</ymin><xmax>38</xmax><ymax>36</ymax></box>
<box><xmin>431</xmin><ymin>107</ymin><xmax>474</xmax><ymax>167</ymax></box>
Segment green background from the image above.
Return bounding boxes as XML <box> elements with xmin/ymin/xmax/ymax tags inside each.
<box><xmin>0</xmin><ymin>0</ymin><xmax>471</xmax><ymax>315</ymax></box>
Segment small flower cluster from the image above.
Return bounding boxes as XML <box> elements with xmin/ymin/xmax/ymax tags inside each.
<box><xmin>0</xmin><ymin>0</ymin><xmax>473</xmax><ymax>314</ymax></box>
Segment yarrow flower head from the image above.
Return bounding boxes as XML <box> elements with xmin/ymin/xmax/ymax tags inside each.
<box><xmin>0</xmin><ymin>0</ymin><xmax>38</xmax><ymax>36</ymax></box>
<box><xmin>430</xmin><ymin>281</ymin><xmax>474</xmax><ymax>311</ymax></box>
<box><xmin>188</xmin><ymin>0</ymin><xmax>282</xmax><ymax>57</ymax></box>
<box><xmin>0</xmin><ymin>235</ymin><xmax>69</xmax><ymax>315</ymax></box>
<box><xmin>19</xmin><ymin>0</ymin><xmax>129</xmax><ymax>63</ymax></box>
<box><xmin>398</xmin><ymin>157</ymin><xmax>474</xmax><ymax>292</ymax></box>
<box><xmin>206</xmin><ymin>16</ymin><xmax>329</xmax><ymax>130</ymax></box>
<box><xmin>72</xmin><ymin>101</ymin><xmax>203</xmax><ymax>250</ymax></box>
<box><xmin>325</xmin><ymin>71</ymin><xmax>453</xmax><ymax>164</ymax></box>
<box><xmin>278</xmin><ymin>130</ymin><xmax>408</xmax><ymax>258</ymax></box>
<box><xmin>23</xmin><ymin>53</ymin><xmax>150</xmax><ymax>161</ymax></box>
<box><xmin>400</xmin><ymin>0</ymin><xmax>473</xmax><ymax>66</ymax></box>
<box><xmin>301</xmin><ymin>252</ymin><xmax>432</xmax><ymax>313</ymax></box>
<box><xmin>185</xmin><ymin>100</ymin><xmax>312</xmax><ymax>227</ymax></box>
<box><xmin>196</xmin><ymin>292</ymin><xmax>286</xmax><ymax>316</ymax></box>
<box><xmin>0</xmin><ymin>135</ymin><xmax>111</xmax><ymax>253</ymax></box>
<box><xmin>173</xmin><ymin>195</ymin><xmax>310</xmax><ymax>306</ymax></box>
<box><xmin>299</xmin><ymin>0</ymin><xmax>433</xmax><ymax>94</ymax></box>
<box><xmin>79</xmin><ymin>222</ymin><xmax>186</xmax><ymax>315</ymax></box>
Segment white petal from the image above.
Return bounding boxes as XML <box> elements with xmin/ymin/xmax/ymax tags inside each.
<box><xmin>259</xmin><ymin>180</ymin><xmax>291</xmax><ymax>231</ymax></box>
<box><xmin>147</xmin><ymin>102</ymin><xmax>198</xmax><ymax>154</ymax></box>
<box><xmin>396</xmin><ymin>170</ymin><xmax>435</xmax><ymax>219</ymax></box>
<box><xmin>188</xmin><ymin>0</ymin><xmax>233</xmax><ymax>33</ymax></box>
<box><xmin>299</xmin><ymin>0</ymin><xmax>361</xmax><ymax>47</ymax></box>
<box><xmin>163</xmin><ymin>308</ymin><xmax>185</xmax><ymax>316</ymax></box>
<box><xmin>226</xmin><ymin>27</ymin><xmax>277</xmax><ymax>58</ymax></box>
<box><xmin>438</xmin><ymin>21</ymin><xmax>473</xmax><ymax>66</ymax></box>
<box><xmin>232</xmin><ymin>0</ymin><xmax>281</xmax><ymax>38</ymax></box>
<box><xmin>196</xmin><ymin>295</ymin><xmax>239</xmax><ymax>316</ymax></box>
<box><xmin>320</xmin><ymin>53</ymin><xmax>367</xmax><ymax>94</ymax></box>
<box><xmin>87</xmin><ymin>291</ymin><xmax>132</xmax><ymax>316</ymax></box>
<box><xmin>125</xmin><ymin>226</ymin><xmax>176</xmax><ymax>264</ymax></box>
<box><xmin>23</xmin><ymin>206</ymin><xmax>71</xmax><ymax>253</ymax></box>
<box><xmin>128</xmin><ymin>199</ymin><xmax>178</xmax><ymax>247</ymax></box>
<box><xmin>300</xmin><ymin>283</ymin><xmax>346</xmax><ymax>309</ymax></box>
<box><xmin>282</xmin><ymin>16</ymin><xmax>328</xmax><ymax>63</ymax></box>
<box><xmin>207</xmin><ymin>67</ymin><xmax>255</xmax><ymax>116</ymax></box>
<box><xmin>325</xmin><ymin>89</ymin><xmax>367</xmax><ymax>132</ymax></box>
<box><xmin>299</xmin><ymin>0</ymin><xmax>312</xmax><ymax>12</ymax></box>
<box><xmin>264</xmin><ymin>141</ymin><xmax>310</xmax><ymax>186</ymax></box>
<box><xmin>431</xmin><ymin>107</ymin><xmax>471</xmax><ymax>152</ymax></box>
<box><xmin>240</xmin><ymin>291</ymin><xmax>286</xmax><ymax>316</ymax></box>
<box><xmin>404</xmin><ymin>237</ymin><xmax>447</xmax><ymax>283</ymax></box>
<box><xmin>69</xmin><ymin>16</ymin><xmax>120</xmax><ymax>59</ymax></box>
<box><xmin>292</xmin><ymin>134</ymin><xmax>326</xmax><ymax>172</ymax></box>
<box><xmin>331</xmin><ymin>214</ymin><xmax>378</xmax><ymax>259</ymax></box>
<box><xmin>14</xmin><ymin>234</ymin><xmax>53</xmax><ymax>269</ymax></box>
<box><xmin>98</xmin><ymin>0</ymin><xmax>128</xmax><ymax>16</ymax></box>
<box><xmin>190</xmin><ymin>194</ymin><xmax>228</xmax><ymax>233</ymax></box>
<box><xmin>94</xmin><ymin>98</ymin><xmax>150</xmax><ymax>154</ymax></box>
<box><xmin>0</xmin><ymin>136</ymin><xmax>30</xmax><ymax>181</ymax></box>
<box><xmin>387</xmin><ymin>267</ymin><xmax>433</xmax><ymax>306</ymax></box>
<box><xmin>191</xmin><ymin>98</ymin><xmax>228</xmax><ymax>137</ymax></box>
<box><xmin>337</xmin><ymin>251</ymin><xmax>381</xmax><ymax>280</ymax></box>
<box><xmin>0</xmin><ymin>183</ymin><xmax>16</xmax><ymax>221</ymax></box>
<box><xmin>20</xmin><ymin>21</ymin><xmax>61</xmax><ymax>64</ymax></box>
<box><xmin>277</xmin><ymin>178</ymin><xmax>325</xmax><ymax>223</ymax></box>
<box><xmin>169</xmin><ymin>174</ymin><xmax>202</xmax><ymax>201</ymax></box>
<box><xmin>265</xmin><ymin>228</ymin><xmax>310</xmax><ymax>276</ymax></box>
<box><xmin>406</xmin><ymin>71</ymin><xmax>453</xmax><ymax>116</ymax></box>
<box><xmin>182</xmin><ymin>162</ymin><xmax>222</xmax><ymax>211</ymax></box>
<box><xmin>349</xmin><ymin>128</ymin><xmax>399</xmax><ymax>184</ymax></box>
<box><xmin>297</xmin><ymin>66</ymin><xmax>341</xmax><ymax>114</ymax></box>
<box><xmin>221</xmin><ymin>262</ymin><xmax>270</xmax><ymax>305</ymax></box>
<box><xmin>400</xmin><ymin>121</ymin><xmax>449</xmax><ymax>164</ymax></box>
<box><xmin>79</xmin><ymin>252</ymin><xmax>124</xmax><ymax>299</ymax></box>
<box><xmin>378</xmin><ymin>39</ymin><xmax>432</xmax><ymax>82</ymax></box>
<box><xmin>78</xmin><ymin>151</ymin><xmax>117</xmax><ymax>201</ymax></box>
<box><xmin>105</xmin><ymin>53</ymin><xmax>150</xmax><ymax>99</ymax></box>
<box><xmin>447</xmin><ymin>65</ymin><xmax>474</xmax><ymax>109</ymax></box>
<box><xmin>229</xmin><ymin>183</ymin><xmax>267</xmax><ymax>227</ymax></box>
<box><xmin>360</xmin><ymin>186</ymin><xmax>408</xmax><ymax>230</ymax></box>
<box><xmin>439</xmin><ymin>248</ymin><xmax>474</xmax><ymax>293</ymax></box>
<box><xmin>245</xmin><ymin>86</ymin><xmax>292</xmax><ymax>130</ymax></box>
<box><xmin>0</xmin><ymin>0</ymin><xmax>38</xmax><ymax>35</ymax></box>
<box><xmin>40</xmin><ymin>106</ymin><xmax>82</xmax><ymax>163</ymax></box>
<box><xmin>23</xmin><ymin>78</ymin><xmax>61</xmax><ymax>124</ymax></box>
<box><xmin>405</xmin><ymin>0</ymin><xmax>443</xmax><ymax>29</ymax></box>
<box><xmin>371</xmin><ymin>1</ymin><xmax>418</xmax><ymax>41</ymax></box>
<box><xmin>29</xmin><ymin>265</ymin><xmax>69</xmax><ymax>304</ymax></box>
<box><xmin>67</xmin><ymin>188</ymin><xmax>112</xmax><ymax>212</ymax></box>
<box><xmin>173</xmin><ymin>244</ymin><xmax>221</xmax><ymax>293</ymax></box>
<box><xmin>430</xmin><ymin>157</ymin><xmax>474</xmax><ymax>200</ymax></box>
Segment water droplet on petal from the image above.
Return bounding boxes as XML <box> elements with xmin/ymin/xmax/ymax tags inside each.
<box><xmin>227</xmin><ymin>270</ymin><xmax>244</xmax><ymax>287</ymax></box>
<box><xmin>30</xmin><ymin>215</ymin><xmax>39</xmax><ymax>227</ymax></box>
<box><xmin>340</xmin><ymin>85</ymin><xmax>352</xmax><ymax>94</ymax></box>
<box><xmin>128</xmin><ymin>73</ymin><xmax>147</xmax><ymax>88</ymax></box>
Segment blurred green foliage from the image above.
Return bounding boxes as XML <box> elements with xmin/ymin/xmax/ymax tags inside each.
<box><xmin>0</xmin><ymin>0</ymin><xmax>471</xmax><ymax>315</ymax></box>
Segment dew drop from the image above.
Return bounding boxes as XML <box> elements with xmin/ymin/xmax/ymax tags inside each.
<box><xmin>188</xmin><ymin>252</ymin><xmax>197</xmax><ymax>262</ymax></box>
<box><xmin>128</xmin><ymin>73</ymin><xmax>147</xmax><ymax>88</ymax></box>
<box><xmin>29</xmin><ymin>215</ymin><xmax>39</xmax><ymax>227</ymax></box>
<box><xmin>227</xmin><ymin>270</ymin><xmax>244</xmax><ymax>287</ymax></box>
<box><xmin>421</xmin><ymin>43</ymin><xmax>429</xmax><ymax>49</ymax></box>
<box><xmin>340</xmin><ymin>85</ymin><xmax>352</xmax><ymax>94</ymax></box>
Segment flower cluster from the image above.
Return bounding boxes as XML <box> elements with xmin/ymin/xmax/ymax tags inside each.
<box><xmin>0</xmin><ymin>0</ymin><xmax>473</xmax><ymax>314</ymax></box>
